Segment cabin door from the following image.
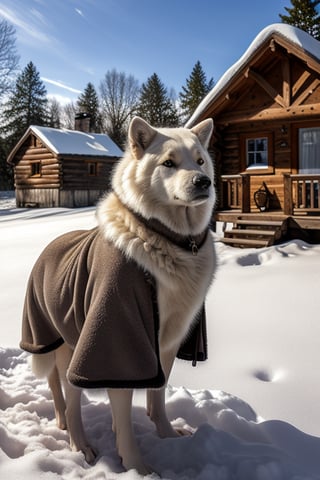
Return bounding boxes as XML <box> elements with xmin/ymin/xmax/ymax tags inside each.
<box><xmin>298</xmin><ymin>127</ymin><xmax>320</xmax><ymax>173</ymax></box>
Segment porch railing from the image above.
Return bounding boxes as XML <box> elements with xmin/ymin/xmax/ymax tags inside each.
<box><xmin>220</xmin><ymin>174</ymin><xmax>250</xmax><ymax>213</ymax></box>
<box><xmin>283</xmin><ymin>174</ymin><xmax>320</xmax><ymax>215</ymax></box>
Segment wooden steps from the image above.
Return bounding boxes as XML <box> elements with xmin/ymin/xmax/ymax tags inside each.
<box><xmin>236</xmin><ymin>219</ymin><xmax>284</xmax><ymax>227</ymax></box>
<box><xmin>222</xmin><ymin>217</ymin><xmax>287</xmax><ymax>248</ymax></box>
<box><xmin>222</xmin><ymin>236</ymin><xmax>270</xmax><ymax>247</ymax></box>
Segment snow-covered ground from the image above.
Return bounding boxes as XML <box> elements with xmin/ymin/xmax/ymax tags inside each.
<box><xmin>1</xmin><ymin>191</ymin><xmax>320</xmax><ymax>479</ymax></box>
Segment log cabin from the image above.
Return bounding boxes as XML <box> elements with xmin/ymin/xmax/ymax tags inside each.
<box><xmin>186</xmin><ymin>24</ymin><xmax>320</xmax><ymax>247</ymax></box>
<box><xmin>7</xmin><ymin>124</ymin><xmax>123</xmax><ymax>208</ymax></box>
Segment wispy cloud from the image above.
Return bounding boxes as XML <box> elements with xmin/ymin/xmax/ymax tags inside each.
<box><xmin>30</xmin><ymin>8</ymin><xmax>48</xmax><ymax>27</ymax></box>
<box><xmin>41</xmin><ymin>77</ymin><xmax>82</xmax><ymax>94</ymax></box>
<box><xmin>75</xmin><ymin>8</ymin><xmax>84</xmax><ymax>18</ymax></box>
<box><xmin>0</xmin><ymin>4</ymin><xmax>52</xmax><ymax>44</ymax></box>
<box><xmin>47</xmin><ymin>93</ymin><xmax>74</xmax><ymax>106</ymax></box>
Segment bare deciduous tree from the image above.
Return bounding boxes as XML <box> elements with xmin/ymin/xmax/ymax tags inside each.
<box><xmin>48</xmin><ymin>97</ymin><xmax>62</xmax><ymax>129</ymax></box>
<box><xmin>61</xmin><ymin>101</ymin><xmax>77</xmax><ymax>129</ymax></box>
<box><xmin>99</xmin><ymin>69</ymin><xmax>140</xmax><ymax>147</ymax></box>
<box><xmin>0</xmin><ymin>20</ymin><xmax>19</xmax><ymax>98</ymax></box>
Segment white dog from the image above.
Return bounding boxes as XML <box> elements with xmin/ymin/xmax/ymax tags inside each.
<box><xmin>21</xmin><ymin>116</ymin><xmax>216</xmax><ymax>475</ymax></box>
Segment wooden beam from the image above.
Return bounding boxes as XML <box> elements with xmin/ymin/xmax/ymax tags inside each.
<box><xmin>282</xmin><ymin>57</ymin><xmax>291</xmax><ymax>107</ymax></box>
<box><xmin>219</xmin><ymin>103</ymin><xmax>320</xmax><ymax>124</ymax></box>
<box><xmin>245</xmin><ymin>68</ymin><xmax>286</xmax><ymax>108</ymax></box>
<box><xmin>18</xmin><ymin>153</ymin><xmax>55</xmax><ymax>161</ymax></box>
<box><xmin>292</xmin><ymin>78</ymin><xmax>320</xmax><ymax>106</ymax></box>
<box><xmin>272</xmin><ymin>36</ymin><xmax>320</xmax><ymax>74</ymax></box>
<box><xmin>292</xmin><ymin>71</ymin><xmax>311</xmax><ymax>97</ymax></box>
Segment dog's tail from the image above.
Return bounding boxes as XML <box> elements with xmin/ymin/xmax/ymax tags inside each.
<box><xmin>31</xmin><ymin>351</ymin><xmax>55</xmax><ymax>378</ymax></box>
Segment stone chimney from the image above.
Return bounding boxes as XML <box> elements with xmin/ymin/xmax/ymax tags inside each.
<box><xmin>75</xmin><ymin>112</ymin><xmax>91</xmax><ymax>133</ymax></box>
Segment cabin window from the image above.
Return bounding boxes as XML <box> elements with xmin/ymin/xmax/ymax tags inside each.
<box><xmin>88</xmin><ymin>162</ymin><xmax>98</xmax><ymax>176</ymax></box>
<box><xmin>246</xmin><ymin>137</ymin><xmax>268</xmax><ymax>168</ymax></box>
<box><xmin>299</xmin><ymin>127</ymin><xmax>320</xmax><ymax>174</ymax></box>
<box><xmin>31</xmin><ymin>161</ymin><xmax>41</xmax><ymax>177</ymax></box>
<box><xmin>240</xmin><ymin>132</ymin><xmax>273</xmax><ymax>174</ymax></box>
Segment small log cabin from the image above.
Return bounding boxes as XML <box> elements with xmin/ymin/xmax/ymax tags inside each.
<box><xmin>186</xmin><ymin>24</ymin><xmax>320</xmax><ymax>246</ymax></box>
<box><xmin>7</xmin><ymin>125</ymin><xmax>123</xmax><ymax>208</ymax></box>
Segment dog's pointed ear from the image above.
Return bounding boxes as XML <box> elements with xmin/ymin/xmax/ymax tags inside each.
<box><xmin>129</xmin><ymin>117</ymin><xmax>157</xmax><ymax>159</ymax></box>
<box><xmin>190</xmin><ymin>118</ymin><xmax>213</xmax><ymax>149</ymax></box>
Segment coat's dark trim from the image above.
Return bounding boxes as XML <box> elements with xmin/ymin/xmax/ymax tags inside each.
<box><xmin>177</xmin><ymin>305</ymin><xmax>208</xmax><ymax>366</ymax></box>
<box><xmin>67</xmin><ymin>371</ymin><xmax>166</xmax><ymax>389</ymax></box>
<box><xmin>20</xmin><ymin>337</ymin><xmax>64</xmax><ymax>354</ymax></box>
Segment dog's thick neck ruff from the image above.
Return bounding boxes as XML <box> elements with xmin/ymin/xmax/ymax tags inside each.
<box><xmin>113</xmin><ymin>192</ymin><xmax>209</xmax><ymax>256</ymax></box>
<box><xmin>97</xmin><ymin>191</ymin><xmax>209</xmax><ymax>268</ymax></box>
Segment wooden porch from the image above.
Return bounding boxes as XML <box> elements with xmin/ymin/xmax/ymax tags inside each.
<box><xmin>215</xmin><ymin>174</ymin><xmax>320</xmax><ymax>247</ymax></box>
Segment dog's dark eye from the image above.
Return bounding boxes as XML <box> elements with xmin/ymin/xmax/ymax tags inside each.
<box><xmin>163</xmin><ymin>159</ymin><xmax>175</xmax><ymax>168</ymax></box>
<box><xmin>197</xmin><ymin>158</ymin><xmax>204</xmax><ymax>166</ymax></box>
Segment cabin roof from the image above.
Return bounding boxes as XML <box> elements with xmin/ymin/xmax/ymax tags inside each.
<box><xmin>186</xmin><ymin>23</ymin><xmax>320</xmax><ymax>127</ymax></box>
<box><xmin>8</xmin><ymin>125</ymin><xmax>123</xmax><ymax>164</ymax></box>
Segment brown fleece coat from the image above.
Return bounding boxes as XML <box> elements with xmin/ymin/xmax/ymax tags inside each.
<box><xmin>20</xmin><ymin>227</ymin><xmax>206</xmax><ymax>389</ymax></box>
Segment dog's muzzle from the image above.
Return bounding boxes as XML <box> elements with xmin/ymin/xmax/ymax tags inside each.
<box><xmin>192</xmin><ymin>174</ymin><xmax>211</xmax><ymax>191</ymax></box>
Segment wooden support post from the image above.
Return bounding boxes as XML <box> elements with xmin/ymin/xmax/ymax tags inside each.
<box><xmin>283</xmin><ymin>173</ymin><xmax>293</xmax><ymax>215</ymax></box>
<box><xmin>241</xmin><ymin>174</ymin><xmax>250</xmax><ymax>213</ymax></box>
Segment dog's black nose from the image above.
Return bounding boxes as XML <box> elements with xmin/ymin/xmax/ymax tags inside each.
<box><xmin>192</xmin><ymin>175</ymin><xmax>211</xmax><ymax>190</ymax></box>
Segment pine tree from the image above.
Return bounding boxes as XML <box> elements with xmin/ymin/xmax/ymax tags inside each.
<box><xmin>137</xmin><ymin>73</ymin><xmax>180</xmax><ymax>127</ymax></box>
<box><xmin>2</xmin><ymin>61</ymin><xmax>48</xmax><ymax>143</ymax></box>
<box><xmin>77</xmin><ymin>82</ymin><xmax>102</xmax><ymax>132</ymax></box>
<box><xmin>0</xmin><ymin>135</ymin><xmax>13</xmax><ymax>188</ymax></box>
<box><xmin>1</xmin><ymin>62</ymin><xmax>48</xmax><ymax>188</ymax></box>
<box><xmin>280</xmin><ymin>0</ymin><xmax>320</xmax><ymax>40</ymax></box>
<box><xmin>179</xmin><ymin>61</ymin><xmax>214</xmax><ymax>122</ymax></box>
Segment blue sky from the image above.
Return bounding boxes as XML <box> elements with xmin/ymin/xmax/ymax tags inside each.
<box><xmin>0</xmin><ymin>0</ymin><xmax>290</xmax><ymax>105</ymax></box>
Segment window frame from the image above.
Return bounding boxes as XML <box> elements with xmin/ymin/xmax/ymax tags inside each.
<box><xmin>30</xmin><ymin>161</ymin><xmax>41</xmax><ymax>177</ymax></box>
<box><xmin>240</xmin><ymin>132</ymin><xmax>274</xmax><ymax>174</ymax></box>
<box><xmin>87</xmin><ymin>161</ymin><xmax>98</xmax><ymax>176</ymax></box>
<box><xmin>298</xmin><ymin>126</ymin><xmax>320</xmax><ymax>174</ymax></box>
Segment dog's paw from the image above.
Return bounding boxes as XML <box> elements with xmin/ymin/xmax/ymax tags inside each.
<box><xmin>56</xmin><ymin>414</ymin><xmax>67</xmax><ymax>430</ymax></box>
<box><xmin>123</xmin><ymin>458</ymin><xmax>152</xmax><ymax>476</ymax></box>
<box><xmin>171</xmin><ymin>420</ymin><xmax>195</xmax><ymax>437</ymax></box>
<box><xmin>83</xmin><ymin>445</ymin><xmax>97</xmax><ymax>464</ymax></box>
<box><xmin>119</xmin><ymin>445</ymin><xmax>152</xmax><ymax>475</ymax></box>
<box><xmin>174</xmin><ymin>426</ymin><xmax>193</xmax><ymax>436</ymax></box>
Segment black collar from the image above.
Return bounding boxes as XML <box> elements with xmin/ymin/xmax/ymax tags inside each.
<box><xmin>112</xmin><ymin>192</ymin><xmax>209</xmax><ymax>255</ymax></box>
<box><xmin>122</xmin><ymin>203</ymin><xmax>208</xmax><ymax>256</ymax></box>
<box><xmin>144</xmin><ymin>216</ymin><xmax>208</xmax><ymax>256</ymax></box>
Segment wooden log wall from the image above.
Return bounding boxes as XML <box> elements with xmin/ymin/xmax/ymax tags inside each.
<box><xmin>14</xmin><ymin>145</ymin><xmax>60</xmax><ymax>189</ymax></box>
<box><xmin>61</xmin><ymin>157</ymin><xmax>115</xmax><ymax>190</ymax></box>
<box><xmin>15</xmin><ymin>188</ymin><xmax>106</xmax><ymax>208</ymax></box>
<box><xmin>59</xmin><ymin>189</ymin><xmax>106</xmax><ymax>208</ymax></box>
<box><xmin>215</xmin><ymin>119</ymin><xmax>300</xmax><ymax>211</ymax></box>
<box><xmin>15</xmin><ymin>188</ymin><xmax>60</xmax><ymax>208</ymax></box>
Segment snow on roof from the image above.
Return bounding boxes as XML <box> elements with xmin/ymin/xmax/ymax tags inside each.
<box><xmin>30</xmin><ymin>126</ymin><xmax>123</xmax><ymax>157</ymax></box>
<box><xmin>186</xmin><ymin>23</ymin><xmax>320</xmax><ymax>127</ymax></box>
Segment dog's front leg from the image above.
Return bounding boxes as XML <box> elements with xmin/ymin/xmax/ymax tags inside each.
<box><xmin>108</xmin><ymin>388</ymin><xmax>150</xmax><ymax>475</ymax></box>
<box><xmin>147</xmin><ymin>387</ymin><xmax>179</xmax><ymax>438</ymax></box>
<box><xmin>54</xmin><ymin>344</ymin><xmax>96</xmax><ymax>463</ymax></box>
<box><xmin>147</xmin><ymin>347</ymin><xmax>179</xmax><ymax>438</ymax></box>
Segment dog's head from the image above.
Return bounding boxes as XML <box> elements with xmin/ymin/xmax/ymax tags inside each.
<box><xmin>112</xmin><ymin>116</ymin><xmax>215</xmax><ymax>235</ymax></box>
